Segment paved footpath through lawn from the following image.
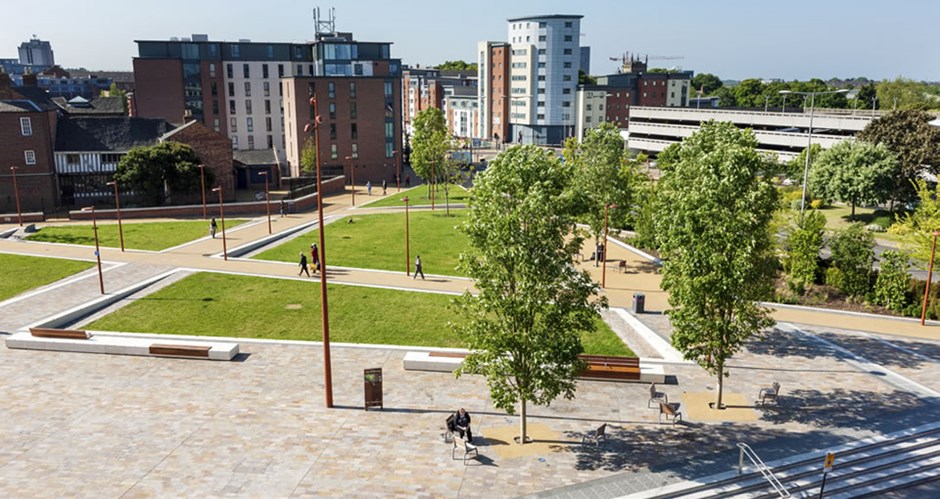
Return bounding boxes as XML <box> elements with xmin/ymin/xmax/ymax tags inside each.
<box><xmin>0</xmin><ymin>186</ymin><xmax>938</xmax><ymax>497</ymax></box>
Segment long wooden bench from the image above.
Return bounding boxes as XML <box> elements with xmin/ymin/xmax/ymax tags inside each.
<box><xmin>29</xmin><ymin>327</ymin><xmax>90</xmax><ymax>340</ymax></box>
<box><xmin>578</xmin><ymin>355</ymin><xmax>641</xmax><ymax>382</ymax></box>
<box><xmin>149</xmin><ymin>344</ymin><xmax>212</xmax><ymax>358</ymax></box>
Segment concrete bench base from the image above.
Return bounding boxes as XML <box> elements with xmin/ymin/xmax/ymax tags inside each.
<box><xmin>402</xmin><ymin>351</ymin><xmax>667</xmax><ymax>383</ymax></box>
<box><xmin>5</xmin><ymin>332</ymin><xmax>238</xmax><ymax>361</ymax></box>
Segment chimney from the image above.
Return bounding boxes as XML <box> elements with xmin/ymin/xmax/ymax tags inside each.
<box><xmin>183</xmin><ymin>109</ymin><xmax>196</xmax><ymax>123</ymax></box>
<box><xmin>22</xmin><ymin>70</ymin><xmax>38</xmax><ymax>87</ymax></box>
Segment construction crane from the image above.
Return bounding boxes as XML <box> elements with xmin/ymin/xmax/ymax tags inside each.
<box><xmin>609</xmin><ymin>52</ymin><xmax>685</xmax><ymax>63</ymax></box>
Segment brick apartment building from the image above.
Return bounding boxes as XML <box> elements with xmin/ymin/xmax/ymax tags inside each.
<box><xmin>402</xmin><ymin>67</ymin><xmax>477</xmax><ymax>138</ymax></box>
<box><xmin>477</xmin><ymin>41</ymin><xmax>510</xmax><ymax>143</ymax></box>
<box><xmin>282</xmin><ymin>31</ymin><xmax>402</xmax><ymax>185</ymax></box>
<box><xmin>0</xmin><ymin>74</ymin><xmax>58</xmax><ymax>213</ymax></box>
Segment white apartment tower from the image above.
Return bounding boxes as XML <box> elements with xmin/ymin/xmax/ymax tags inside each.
<box><xmin>506</xmin><ymin>14</ymin><xmax>582</xmax><ymax>145</ymax></box>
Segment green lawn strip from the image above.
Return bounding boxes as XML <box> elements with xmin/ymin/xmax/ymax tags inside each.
<box><xmin>0</xmin><ymin>253</ymin><xmax>94</xmax><ymax>301</ymax></box>
<box><xmin>363</xmin><ymin>184</ymin><xmax>469</xmax><ymax>208</ymax></box>
<box><xmin>254</xmin><ymin>210</ymin><xmax>470</xmax><ymax>276</ymax></box>
<box><xmin>26</xmin><ymin>219</ymin><xmax>248</xmax><ymax>251</ymax></box>
<box><xmin>86</xmin><ymin>272</ymin><xmax>631</xmax><ymax>355</ymax></box>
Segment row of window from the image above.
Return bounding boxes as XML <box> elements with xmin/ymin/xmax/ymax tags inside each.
<box><xmin>228</xmin><ymin>99</ymin><xmax>276</xmax><ymax>115</ymax></box>
<box><xmin>230</xmin><ymin>134</ymin><xmax>280</xmax><ymax>150</ymax></box>
<box><xmin>225</xmin><ymin>63</ymin><xmax>312</xmax><ymax>79</ymax></box>
<box><xmin>511</xmin><ymin>34</ymin><xmax>575</xmax><ymax>43</ymax></box>
<box><xmin>229</xmin><ymin>116</ymin><xmax>280</xmax><ymax>133</ymax></box>
<box><xmin>510</xmin><ymin>21</ymin><xmax>574</xmax><ymax>29</ymax></box>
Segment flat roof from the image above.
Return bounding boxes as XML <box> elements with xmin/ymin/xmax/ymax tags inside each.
<box><xmin>507</xmin><ymin>14</ymin><xmax>584</xmax><ymax>22</ymax></box>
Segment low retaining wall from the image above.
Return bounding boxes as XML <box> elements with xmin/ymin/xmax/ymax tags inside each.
<box><xmin>67</xmin><ymin>176</ymin><xmax>346</xmax><ymax>221</ymax></box>
<box><xmin>0</xmin><ymin>212</ymin><xmax>45</xmax><ymax>224</ymax></box>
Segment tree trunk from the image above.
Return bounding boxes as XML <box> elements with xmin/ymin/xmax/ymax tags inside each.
<box><xmin>715</xmin><ymin>361</ymin><xmax>725</xmax><ymax>410</ymax></box>
<box><xmin>851</xmin><ymin>200</ymin><xmax>856</xmax><ymax>221</ymax></box>
<box><xmin>519</xmin><ymin>398</ymin><xmax>528</xmax><ymax>445</ymax></box>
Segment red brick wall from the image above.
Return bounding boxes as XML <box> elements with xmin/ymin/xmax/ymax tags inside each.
<box><xmin>638</xmin><ymin>77</ymin><xmax>668</xmax><ymax>107</ymax></box>
<box><xmin>201</xmin><ymin>60</ymin><xmax>228</xmax><ymax>136</ymax></box>
<box><xmin>0</xmin><ymin>110</ymin><xmax>59</xmax><ymax>212</ymax></box>
<box><xmin>489</xmin><ymin>45</ymin><xmax>510</xmax><ymax>142</ymax></box>
<box><xmin>133</xmin><ymin>58</ymin><xmax>185</xmax><ymax>124</ymax></box>
<box><xmin>0</xmin><ymin>212</ymin><xmax>45</xmax><ymax>224</ymax></box>
<box><xmin>162</xmin><ymin>121</ymin><xmax>236</xmax><ymax>202</ymax></box>
<box><xmin>605</xmin><ymin>88</ymin><xmax>632</xmax><ymax>128</ymax></box>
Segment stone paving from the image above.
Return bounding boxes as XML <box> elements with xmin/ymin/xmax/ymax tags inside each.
<box><xmin>1</xmin><ymin>188</ymin><xmax>939</xmax><ymax>497</ymax></box>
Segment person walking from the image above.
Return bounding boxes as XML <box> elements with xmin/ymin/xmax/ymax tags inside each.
<box><xmin>382</xmin><ymin>179</ymin><xmax>387</xmax><ymax>196</ymax></box>
<box><xmin>209</xmin><ymin>217</ymin><xmax>217</xmax><ymax>239</ymax></box>
<box><xmin>405</xmin><ymin>175</ymin><xmax>411</xmax><ymax>187</ymax></box>
<box><xmin>279</xmin><ymin>200</ymin><xmax>286</xmax><ymax>217</ymax></box>
<box><xmin>298</xmin><ymin>252</ymin><xmax>311</xmax><ymax>277</ymax></box>
<box><xmin>311</xmin><ymin>243</ymin><xmax>321</xmax><ymax>274</ymax></box>
<box><xmin>366</xmin><ymin>181</ymin><xmax>373</xmax><ymax>196</ymax></box>
<box><xmin>413</xmin><ymin>255</ymin><xmax>425</xmax><ymax>280</ymax></box>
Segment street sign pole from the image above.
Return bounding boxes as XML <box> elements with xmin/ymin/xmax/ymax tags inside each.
<box><xmin>819</xmin><ymin>452</ymin><xmax>835</xmax><ymax>498</ymax></box>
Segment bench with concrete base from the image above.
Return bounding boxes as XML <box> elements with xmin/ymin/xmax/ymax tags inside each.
<box><xmin>6</xmin><ymin>330</ymin><xmax>238</xmax><ymax>361</ymax></box>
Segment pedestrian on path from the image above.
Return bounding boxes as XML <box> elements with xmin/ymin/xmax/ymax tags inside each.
<box><xmin>366</xmin><ymin>181</ymin><xmax>373</xmax><ymax>196</ymax></box>
<box><xmin>405</xmin><ymin>175</ymin><xmax>411</xmax><ymax>187</ymax></box>
<box><xmin>280</xmin><ymin>200</ymin><xmax>286</xmax><ymax>217</ymax></box>
<box><xmin>311</xmin><ymin>243</ymin><xmax>320</xmax><ymax>274</ymax></box>
<box><xmin>413</xmin><ymin>255</ymin><xmax>425</xmax><ymax>280</ymax></box>
<box><xmin>210</xmin><ymin>217</ymin><xmax>217</xmax><ymax>239</ymax></box>
<box><xmin>298</xmin><ymin>252</ymin><xmax>311</xmax><ymax>277</ymax></box>
<box><xmin>382</xmin><ymin>179</ymin><xmax>387</xmax><ymax>196</ymax></box>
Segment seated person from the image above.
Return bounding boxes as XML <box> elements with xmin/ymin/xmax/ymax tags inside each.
<box><xmin>454</xmin><ymin>407</ymin><xmax>473</xmax><ymax>443</ymax></box>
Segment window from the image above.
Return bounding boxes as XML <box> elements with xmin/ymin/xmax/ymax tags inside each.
<box><xmin>241</xmin><ymin>64</ymin><xmax>249</xmax><ymax>78</ymax></box>
<box><xmin>231</xmin><ymin>45</ymin><xmax>240</xmax><ymax>57</ymax></box>
<box><xmin>538</xmin><ymin>62</ymin><xmax>545</xmax><ymax>68</ymax></box>
<box><xmin>24</xmin><ymin>150</ymin><xmax>36</xmax><ymax>165</ymax></box>
<box><xmin>384</xmin><ymin>81</ymin><xmax>393</xmax><ymax>96</ymax></box>
<box><xmin>538</xmin><ymin>35</ymin><xmax>546</xmax><ymax>42</ymax></box>
<box><xmin>563</xmin><ymin>75</ymin><xmax>572</xmax><ymax>81</ymax></box>
<box><xmin>247</xmin><ymin>135</ymin><xmax>255</xmax><ymax>149</ymax></box>
<box><xmin>565</xmin><ymin>21</ymin><xmax>573</xmax><ymax>27</ymax></box>
<box><xmin>586</xmin><ymin>117</ymin><xmax>592</xmax><ymax>123</ymax></box>
<box><xmin>564</xmin><ymin>35</ymin><xmax>573</xmax><ymax>42</ymax></box>
<box><xmin>309</xmin><ymin>64</ymin><xmax>314</xmax><ymax>76</ymax></box>
<box><xmin>329</xmin><ymin>102</ymin><xmax>336</xmax><ymax>120</ymax></box>
<box><xmin>228</xmin><ymin>82</ymin><xmax>235</xmax><ymax>96</ymax></box>
<box><xmin>267</xmin><ymin>135</ymin><xmax>273</xmax><ymax>148</ymax></box>
<box><xmin>564</xmin><ymin>48</ymin><xmax>572</xmax><ymax>55</ymax></box>
<box><xmin>267</xmin><ymin>45</ymin><xmax>274</xmax><ymax>58</ymax></box>
<box><xmin>212</xmin><ymin>100</ymin><xmax>219</xmax><ymax>114</ymax></box>
<box><xmin>562</xmin><ymin>101</ymin><xmax>571</xmax><ymax>107</ymax></box>
<box><xmin>246</xmin><ymin>117</ymin><xmax>254</xmax><ymax>132</ymax></box>
<box><xmin>331</xmin><ymin>144</ymin><xmax>338</xmax><ymax>159</ymax></box>
<box><xmin>537</xmin><ymin>75</ymin><xmax>546</xmax><ymax>81</ymax></box>
<box><xmin>265</xmin><ymin>117</ymin><xmax>272</xmax><ymax>132</ymax></box>
<box><xmin>244</xmin><ymin>82</ymin><xmax>251</xmax><ymax>97</ymax></box>
<box><xmin>328</xmin><ymin>81</ymin><xmax>335</xmax><ymax>99</ymax></box>
<box><xmin>19</xmin><ymin>117</ymin><xmax>32</xmax><ymax>136</ymax></box>
<box><xmin>262</xmin><ymin>64</ymin><xmax>269</xmax><ymax>79</ymax></box>
<box><xmin>229</xmin><ymin>100</ymin><xmax>236</xmax><ymax>114</ymax></box>
<box><xmin>213</xmin><ymin>118</ymin><xmax>220</xmax><ymax>132</ymax></box>
<box><xmin>537</xmin><ymin>114</ymin><xmax>544</xmax><ymax>120</ymax></box>
<box><xmin>671</xmin><ymin>92</ymin><xmax>675</xmax><ymax>98</ymax></box>
<box><xmin>351</xmin><ymin>123</ymin><xmax>358</xmax><ymax>139</ymax></box>
<box><xmin>278</xmin><ymin>64</ymin><xmax>284</xmax><ymax>77</ymax></box>
<box><xmin>209</xmin><ymin>64</ymin><xmax>216</xmax><ymax>77</ymax></box>
<box><xmin>263</xmin><ymin>81</ymin><xmax>270</xmax><ymax>97</ymax></box>
<box><xmin>226</xmin><ymin>64</ymin><xmax>233</xmax><ymax>78</ymax></box>
<box><xmin>232</xmin><ymin>136</ymin><xmax>239</xmax><ymax>148</ymax></box>
<box><xmin>563</xmin><ymin>62</ymin><xmax>572</xmax><ymax>68</ymax></box>
<box><xmin>562</xmin><ymin>88</ymin><xmax>571</xmax><ymax>94</ymax></box>
<box><xmin>349</xmin><ymin>82</ymin><xmax>356</xmax><ymax>98</ymax></box>
<box><xmin>586</xmin><ymin>104</ymin><xmax>592</xmax><ymax>111</ymax></box>
<box><xmin>296</xmin><ymin>64</ymin><xmax>302</xmax><ymax>75</ymax></box>
<box><xmin>538</xmin><ymin>101</ymin><xmax>545</xmax><ymax>107</ymax></box>
<box><xmin>539</xmin><ymin>22</ymin><xmax>546</xmax><ymax>28</ymax></box>
<box><xmin>329</xmin><ymin>124</ymin><xmax>337</xmax><ymax>139</ymax></box>
<box><xmin>230</xmin><ymin>117</ymin><xmax>237</xmax><ymax>132</ymax></box>
<box><xmin>264</xmin><ymin>100</ymin><xmax>271</xmax><ymax>114</ymax></box>
<box><xmin>210</xmin><ymin>81</ymin><xmax>218</xmax><ymax>96</ymax></box>
<box><xmin>385</xmin><ymin>121</ymin><xmax>393</xmax><ymax>138</ymax></box>
<box><xmin>245</xmin><ymin>100</ymin><xmax>252</xmax><ymax>114</ymax></box>
<box><xmin>351</xmin><ymin>143</ymin><xmax>358</xmax><ymax>159</ymax></box>
<box><xmin>350</xmin><ymin>101</ymin><xmax>357</xmax><ymax>119</ymax></box>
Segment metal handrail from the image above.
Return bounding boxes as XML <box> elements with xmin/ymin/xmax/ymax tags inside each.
<box><xmin>738</xmin><ymin>442</ymin><xmax>791</xmax><ymax>498</ymax></box>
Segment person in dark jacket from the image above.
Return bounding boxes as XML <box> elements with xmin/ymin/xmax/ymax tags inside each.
<box><xmin>454</xmin><ymin>407</ymin><xmax>473</xmax><ymax>442</ymax></box>
<box><xmin>298</xmin><ymin>252</ymin><xmax>311</xmax><ymax>277</ymax></box>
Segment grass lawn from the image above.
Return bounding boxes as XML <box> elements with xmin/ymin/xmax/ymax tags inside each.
<box><xmin>26</xmin><ymin>219</ymin><xmax>247</xmax><ymax>251</ymax></box>
<box><xmin>0</xmin><ymin>253</ymin><xmax>94</xmax><ymax>301</ymax></box>
<box><xmin>363</xmin><ymin>184</ymin><xmax>470</xmax><ymax>208</ymax></box>
<box><xmin>255</xmin><ymin>210</ymin><xmax>470</xmax><ymax>276</ymax></box>
<box><xmin>86</xmin><ymin>272</ymin><xmax>632</xmax><ymax>355</ymax></box>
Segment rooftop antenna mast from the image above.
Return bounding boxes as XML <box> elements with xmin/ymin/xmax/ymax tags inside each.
<box><xmin>313</xmin><ymin>7</ymin><xmax>336</xmax><ymax>37</ymax></box>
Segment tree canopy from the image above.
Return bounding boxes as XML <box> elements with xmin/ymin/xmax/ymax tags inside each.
<box><xmin>876</xmin><ymin>77</ymin><xmax>934</xmax><ymax>110</ymax></box>
<box><xmin>655</xmin><ymin>121</ymin><xmax>778</xmax><ymax>409</ymax></box>
<box><xmin>115</xmin><ymin>142</ymin><xmax>208</xmax><ymax>206</ymax></box>
<box><xmin>410</xmin><ymin>108</ymin><xmax>450</xmax><ymax>187</ymax></box>
<box><xmin>434</xmin><ymin>60</ymin><xmax>478</xmax><ymax>72</ymax></box>
<box><xmin>889</xmin><ymin>179</ymin><xmax>940</xmax><ymax>268</ymax></box>
<box><xmin>691</xmin><ymin>73</ymin><xmax>723</xmax><ymax>95</ymax></box>
<box><xmin>808</xmin><ymin>140</ymin><xmax>897</xmax><ymax>218</ymax></box>
<box><xmin>454</xmin><ymin>145</ymin><xmax>603</xmax><ymax>445</ymax></box>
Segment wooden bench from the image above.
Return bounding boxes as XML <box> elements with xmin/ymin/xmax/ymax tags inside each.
<box><xmin>759</xmin><ymin>382</ymin><xmax>781</xmax><ymax>406</ymax></box>
<box><xmin>29</xmin><ymin>327</ymin><xmax>90</xmax><ymax>340</ymax></box>
<box><xmin>659</xmin><ymin>402</ymin><xmax>682</xmax><ymax>425</ymax></box>
<box><xmin>452</xmin><ymin>435</ymin><xmax>479</xmax><ymax>465</ymax></box>
<box><xmin>581</xmin><ymin>423</ymin><xmax>607</xmax><ymax>446</ymax></box>
<box><xmin>578</xmin><ymin>355</ymin><xmax>641</xmax><ymax>382</ymax></box>
<box><xmin>149</xmin><ymin>344</ymin><xmax>212</xmax><ymax>358</ymax></box>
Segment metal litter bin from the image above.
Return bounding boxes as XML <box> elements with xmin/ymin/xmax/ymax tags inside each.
<box><xmin>633</xmin><ymin>293</ymin><xmax>645</xmax><ymax>314</ymax></box>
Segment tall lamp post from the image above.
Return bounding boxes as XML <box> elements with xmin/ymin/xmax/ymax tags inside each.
<box><xmin>198</xmin><ymin>164</ymin><xmax>208</xmax><ymax>220</ymax></box>
<box><xmin>106</xmin><ymin>179</ymin><xmax>125</xmax><ymax>252</ymax></box>
<box><xmin>921</xmin><ymin>231</ymin><xmax>940</xmax><ymax>326</ymax></box>
<box><xmin>601</xmin><ymin>203</ymin><xmax>617</xmax><ymax>289</ymax></box>
<box><xmin>81</xmin><ymin>206</ymin><xmax>105</xmax><ymax>294</ymax></box>
<box><xmin>9</xmin><ymin>166</ymin><xmax>23</xmax><ymax>226</ymax></box>
<box><xmin>259</xmin><ymin>171</ymin><xmax>271</xmax><ymax>234</ymax></box>
<box><xmin>779</xmin><ymin>88</ymin><xmax>849</xmax><ymax>223</ymax></box>
<box><xmin>311</xmin><ymin>96</ymin><xmax>334</xmax><ymax>408</ymax></box>
<box><xmin>211</xmin><ymin>186</ymin><xmax>228</xmax><ymax>261</ymax></box>
<box><xmin>345</xmin><ymin>155</ymin><xmax>356</xmax><ymax>206</ymax></box>
<box><xmin>402</xmin><ymin>196</ymin><xmax>410</xmax><ymax>276</ymax></box>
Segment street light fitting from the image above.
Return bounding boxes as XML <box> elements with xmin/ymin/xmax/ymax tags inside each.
<box><xmin>401</xmin><ymin>197</ymin><xmax>410</xmax><ymax>202</ymax></box>
<box><xmin>259</xmin><ymin>171</ymin><xmax>268</xmax><ymax>176</ymax></box>
<box><xmin>212</xmin><ymin>186</ymin><xmax>222</xmax><ymax>193</ymax></box>
<box><xmin>81</xmin><ymin>206</ymin><xmax>94</xmax><ymax>212</ymax></box>
<box><xmin>106</xmin><ymin>181</ymin><xmax>116</xmax><ymax>186</ymax></box>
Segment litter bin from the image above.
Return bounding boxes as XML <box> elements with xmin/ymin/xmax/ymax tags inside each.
<box><xmin>633</xmin><ymin>293</ymin><xmax>645</xmax><ymax>314</ymax></box>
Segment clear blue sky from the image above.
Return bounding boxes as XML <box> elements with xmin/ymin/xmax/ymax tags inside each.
<box><xmin>4</xmin><ymin>0</ymin><xmax>938</xmax><ymax>81</ymax></box>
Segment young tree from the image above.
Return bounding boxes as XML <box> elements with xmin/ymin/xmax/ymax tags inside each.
<box><xmin>783</xmin><ymin>209</ymin><xmax>826</xmax><ymax>294</ymax></box>
<box><xmin>691</xmin><ymin>73</ymin><xmax>723</xmax><ymax>95</ymax></box>
<box><xmin>655</xmin><ymin>121</ymin><xmax>778</xmax><ymax>409</ymax></box>
<box><xmin>889</xmin><ymin>179</ymin><xmax>940</xmax><ymax>267</ymax></box>
<box><xmin>565</xmin><ymin>123</ymin><xmax>633</xmax><ymax>258</ymax></box>
<box><xmin>410</xmin><ymin>108</ymin><xmax>449</xmax><ymax>198</ymax></box>
<box><xmin>874</xmin><ymin>250</ymin><xmax>911</xmax><ymax>312</ymax></box>
<box><xmin>115</xmin><ymin>142</ymin><xmax>208</xmax><ymax>206</ymax></box>
<box><xmin>858</xmin><ymin>110</ymin><xmax>940</xmax><ymax>209</ymax></box>
<box><xmin>808</xmin><ymin>140</ymin><xmax>897</xmax><ymax>219</ymax></box>
<box><xmin>454</xmin><ymin>145</ymin><xmax>604</xmax><ymax>445</ymax></box>
<box><xmin>829</xmin><ymin>223</ymin><xmax>875</xmax><ymax>298</ymax></box>
<box><xmin>876</xmin><ymin>77</ymin><xmax>931</xmax><ymax>110</ymax></box>
<box><xmin>299</xmin><ymin>137</ymin><xmax>317</xmax><ymax>174</ymax></box>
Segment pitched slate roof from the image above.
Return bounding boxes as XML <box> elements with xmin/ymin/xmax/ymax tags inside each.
<box><xmin>52</xmin><ymin>96</ymin><xmax>126</xmax><ymax>115</ymax></box>
<box><xmin>0</xmin><ymin>99</ymin><xmax>42</xmax><ymax>112</ymax></box>
<box><xmin>233</xmin><ymin>149</ymin><xmax>278</xmax><ymax>165</ymax></box>
<box><xmin>55</xmin><ymin>116</ymin><xmax>172</xmax><ymax>152</ymax></box>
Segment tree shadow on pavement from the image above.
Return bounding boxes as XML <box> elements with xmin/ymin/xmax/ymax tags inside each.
<box><xmin>745</xmin><ymin>328</ymin><xmax>850</xmax><ymax>361</ymax></box>
<box><xmin>815</xmin><ymin>331</ymin><xmax>940</xmax><ymax>366</ymax></box>
<box><xmin>758</xmin><ymin>388</ymin><xmax>935</xmax><ymax>431</ymax></box>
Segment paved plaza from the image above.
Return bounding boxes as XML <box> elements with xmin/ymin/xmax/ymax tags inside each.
<box><xmin>1</xmin><ymin>187</ymin><xmax>939</xmax><ymax>497</ymax></box>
